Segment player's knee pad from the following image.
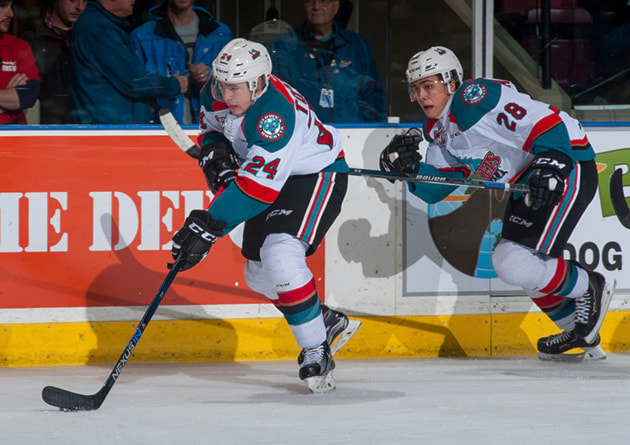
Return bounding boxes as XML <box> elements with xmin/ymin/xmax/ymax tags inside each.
<box><xmin>260</xmin><ymin>233</ymin><xmax>312</xmax><ymax>292</ymax></box>
<box><xmin>244</xmin><ymin>259</ymin><xmax>278</xmax><ymax>300</ymax></box>
<box><xmin>493</xmin><ymin>239</ymin><xmax>555</xmax><ymax>290</ymax></box>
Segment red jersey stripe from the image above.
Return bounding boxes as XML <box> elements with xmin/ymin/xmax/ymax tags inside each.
<box><xmin>522</xmin><ymin>113</ymin><xmax>563</xmax><ymax>153</ymax></box>
<box><xmin>235</xmin><ymin>176</ymin><xmax>279</xmax><ymax>204</ymax></box>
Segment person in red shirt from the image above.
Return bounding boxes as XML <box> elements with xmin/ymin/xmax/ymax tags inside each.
<box><xmin>0</xmin><ymin>0</ymin><xmax>40</xmax><ymax>124</ymax></box>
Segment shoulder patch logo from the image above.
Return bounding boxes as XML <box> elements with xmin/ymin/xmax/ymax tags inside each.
<box><xmin>258</xmin><ymin>113</ymin><xmax>285</xmax><ymax>140</ymax></box>
<box><xmin>462</xmin><ymin>83</ymin><xmax>487</xmax><ymax>105</ymax></box>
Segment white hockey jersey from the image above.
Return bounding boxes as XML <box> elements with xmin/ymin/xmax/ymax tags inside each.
<box><xmin>198</xmin><ymin>75</ymin><xmax>348</xmax><ymax>232</ymax></box>
<box><xmin>422</xmin><ymin>78</ymin><xmax>594</xmax><ymax>186</ymax></box>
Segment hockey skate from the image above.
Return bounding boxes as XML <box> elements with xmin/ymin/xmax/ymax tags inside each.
<box><xmin>322</xmin><ymin>304</ymin><xmax>362</xmax><ymax>355</ymax></box>
<box><xmin>537</xmin><ymin>331</ymin><xmax>606</xmax><ymax>362</ymax></box>
<box><xmin>299</xmin><ymin>341</ymin><xmax>336</xmax><ymax>393</ymax></box>
<box><xmin>298</xmin><ymin>304</ymin><xmax>362</xmax><ymax>364</ymax></box>
<box><xmin>574</xmin><ymin>271</ymin><xmax>616</xmax><ymax>343</ymax></box>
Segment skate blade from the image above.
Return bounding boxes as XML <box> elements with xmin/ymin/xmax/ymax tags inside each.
<box><xmin>305</xmin><ymin>371</ymin><xmax>336</xmax><ymax>394</ymax></box>
<box><xmin>537</xmin><ymin>345</ymin><xmax>607</xmax><ymax>362</ymax></box>
<box><xmin>330</xmin><ymin>320</ymin><xmax>362</xmax><ymax>356</ymax></box>
<box><xmin>583</xmin><ymin>279</ymin><xmax>616</xmax><ymax>344</ymax></box>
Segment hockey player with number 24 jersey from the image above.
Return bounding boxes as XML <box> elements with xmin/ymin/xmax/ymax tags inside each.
<box><xmin>380</xmin><ymin>46</ymin><xmax>615</xmax><ymax>361</ymax></box>
<box><xmin>170</xmin><ymin>38</ymin><xmax>359</xmax><ymax>393</ymax></box>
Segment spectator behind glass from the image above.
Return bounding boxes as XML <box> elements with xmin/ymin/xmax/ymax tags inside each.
<box><xmin>21</xmin><ymin>0</ymin><xmax>87</xmax><ymax>124</ymax></box>
<box><xmin>267</xmin><ymin>0</ymin><xmax>385</xmax><ymax>124</ymax></box>
<box><xmin>0</xmin><ymin>0</ymin><xmax>40</xmax><ymax>124</ymax></box>
<box><xmin>69</xmin><ymin>0</ymin><xmax>188</xmax><ymax>124</ymax></box>
<box><xmin>131</xmin><ymin>0</ymin><xmax>232</xmax><ymax>125</ymax></box>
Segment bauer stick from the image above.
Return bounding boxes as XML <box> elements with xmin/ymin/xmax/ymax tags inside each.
<box><xmin>348</xmin><ymin>168</ymin><xmax>530</xmax><ymax>193</ymax></box>
<box><xmin>158</xmin><ymin>109</ymin><xmax>529</xmax><ymax>193</ymax></box>
<box><xmin>41</xmin><ymin>257</ymin><xmax>183</xmax><ymax>411</ymax></box>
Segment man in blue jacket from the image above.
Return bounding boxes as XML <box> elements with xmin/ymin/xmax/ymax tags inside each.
<box><xmin>132</xmin><ymin>0</ymin><xmax>232</xmax><ymax>124</ymax></box>
<box><xmin>70</xmin><ymin>0</ymin><xmax>188</xmax><ymax>124</ymax></box>
<box><xmin>267</xmin><ymin>0</ymin><xmax>386</xmax><ymax>124</ymax></box>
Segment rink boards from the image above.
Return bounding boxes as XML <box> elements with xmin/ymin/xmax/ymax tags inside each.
<box><xmin>1</xmin><ymin>125</ymin><xmax>629</xmax><ymax>366</ymax></box>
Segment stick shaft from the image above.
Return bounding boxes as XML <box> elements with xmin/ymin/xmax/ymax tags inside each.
<box><xmin>103</xmin><ymin>259</ymin><xmax>183</xmax><ymax>389</ymax></box>
<box><xmin>159</xmin><ymin>108</ymin><xmax>200</xmax><ymax>159</ymax></box>
<box><xmin>42</xmin><ymin>259</ymin><xmax>183</xmax><ymax>411</ymax></box>
<box><xmin>348</xmin><ymin>168</ymin><xmax>530</xmax><ymax>193</ymax></box>
<box><xmin>158</xmin><ymin>108</ymin><xmax>529</xmax><ymax>194</ymax></box>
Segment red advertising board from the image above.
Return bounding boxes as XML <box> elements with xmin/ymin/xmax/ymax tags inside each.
<box><xmin>0</xmin><ymin>132</ymin><xmax>325</xmax><ymax>311</ymax></box>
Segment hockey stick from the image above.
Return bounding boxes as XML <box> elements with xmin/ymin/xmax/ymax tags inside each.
<box><xmin>41</xmin><ymin>258</ymin><xmax>183</xmax><ymax>411</ymax></box>
<box><xmin>348</xmin><ymin>168</ymin><xmax>530</xmax><ymax>193</ymax></box>
<box><xmin>159</xmin><ymin>108</ymin><xmax>201</xmax><ymax>159</ymax></box>
<box><xmin>610</xmin><ymin>168</ymin><xmax>630</xmax><ymax>229</ymax></box>
<box><xmin>158</xmin><ymin>109</ymin><xmax>528</xmax><ymax>193</ymax></box>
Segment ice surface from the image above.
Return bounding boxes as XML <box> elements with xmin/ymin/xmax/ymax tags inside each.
<box><xmin>3</xmin><ymin>355</ymin><xmax>630</xmax><ymax>444</ymax></box>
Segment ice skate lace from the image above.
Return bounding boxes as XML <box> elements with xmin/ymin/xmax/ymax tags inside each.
<box><xmin>574</xmin><ymin>290</ymin><xmax>593</xmax><ymax>324</ymax></box>
<box><xmin>302</xmin><ymin>344</ymin><xmax>325</xmax><ymax>365</ymax></box>
<box><xmin>545</xmin><ymin>330</ymin><xmax>573</xmax><ymax>346</ymax></box>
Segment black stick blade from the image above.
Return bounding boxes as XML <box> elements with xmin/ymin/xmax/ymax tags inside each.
<box><xmin>610</xmin><ymin>168</ymin><xmax>630</xmax><ymax>229</ymax></box>
<box><xmin>42</xmin><ymin>385</ymin><xmax>108</xmax><ymax>411</ymax></box>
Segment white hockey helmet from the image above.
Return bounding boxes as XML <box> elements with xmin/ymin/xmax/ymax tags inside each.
<box><xmin>212</xmin><ymin>38</ymin><xmax>273</xmax><ymax>101</ymax></box>
<box><xmin>405</xmin><ymin>46</ymin><xmax>463</xmax><ymax>98</ymax></box>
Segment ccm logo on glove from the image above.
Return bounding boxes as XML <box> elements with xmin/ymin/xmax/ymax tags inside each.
<box><xmin>188</xmin><ymin>221</ymin><xmax>220</xmax><ymax>243</ymax></box>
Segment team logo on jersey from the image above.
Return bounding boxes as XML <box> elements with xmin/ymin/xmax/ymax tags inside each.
<box><xmin>258</xmin><ymin>113</ymin><xmax>285</xmax><ymax>140</ymax></box>
<box><xmin>474</xmin><ymin>151</ymin><xmax>507</xmax><ymax>181</ymax></box>
<box><xmin>462</xmin><ymin>82</ymin><xmax>487</xmax><ymax>105</ymax></box>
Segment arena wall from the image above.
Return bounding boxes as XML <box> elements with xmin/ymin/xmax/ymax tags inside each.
<box><xmin>1</xmin><ymin>125</ymin><xmax>629</xmax><ymax>366</ymax></box>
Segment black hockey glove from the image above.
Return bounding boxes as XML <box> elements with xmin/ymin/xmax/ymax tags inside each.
<box><xmin>379</xmin><ymin>129</ymin><xmax>423</xmax><ymax>178</ymax></box>
<box><xmin>525</xmin><ymin>151</ymin><xmax>573</xmax><ymax>211</ymax></box>
<box><xmin>198</xmin><ymin>141</ymin><xmax>238</xmax><ymax>194</ymax></box>
<box><xmin>170</xmin><ymin>210</ymin><xmax>227</xmax><ymax>271</ymax></box>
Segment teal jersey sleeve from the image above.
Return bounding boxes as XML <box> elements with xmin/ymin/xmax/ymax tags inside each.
<box><xmin>208</xmin><ymin>183</ymin><xmax>269</xmax><ymax>234</ymax></box>
<box><xmin>407</xmin><ymin>163</ymin><xmax>465</xmax><ymax>204</ymax></box>
<box><xmin>528</xmin><ymin>125</ymin><xmax>573</xmax><ymax>158</ymax></box>
<box><xmin>242</xmin><ymin>87</ymin><xmax>296</xmax><ymax>153</ymax></box>
<box><xmin>200</xmin><ymin>130</ymin><xmax>231</xmax><ymax>148</ymax></box>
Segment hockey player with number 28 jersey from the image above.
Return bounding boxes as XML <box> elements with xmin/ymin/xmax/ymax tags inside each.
<box><xmin>170</xmin><ymin>38</ymin><xmax>356</xmax><ymax>393</ymax></box>
<box><xmin>379</xmin><ymin>46</ymin><xmax>615</xmax><ymax>361</ymax></box>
